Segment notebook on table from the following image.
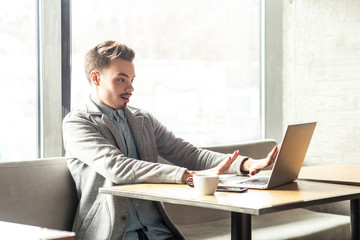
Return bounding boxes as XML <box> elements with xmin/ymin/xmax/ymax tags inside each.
<box><xmin>220</xmin><ymin>122</ymin><xmax>316</xmax><ymax>189</ymax></box>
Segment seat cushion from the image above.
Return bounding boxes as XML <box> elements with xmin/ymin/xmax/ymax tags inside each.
<box><xmin>176</xmin><ymin>209</ymin><xmax>350</xmax><ymax>240</ymax></box>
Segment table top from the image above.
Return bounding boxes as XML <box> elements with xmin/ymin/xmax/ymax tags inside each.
<box><xmin>100</xmin><ymin>180</ymin><xmax>360</xmax><ymax>215</ymax></box>
<box><xmin>0</xmin><ymin>221</ymin><xmax>75</xmax><ymax>240</ymax></box>
<box><xmin>299</xmin><ymin>165</ymin><xmax>360</xmax><ymax>185</ymax></box>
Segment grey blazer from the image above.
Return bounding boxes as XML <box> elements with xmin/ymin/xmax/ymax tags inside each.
<box><xmin>62</xmin><ymin>97</ymin><xmax>247</xmax><ymax>240</ymax></box>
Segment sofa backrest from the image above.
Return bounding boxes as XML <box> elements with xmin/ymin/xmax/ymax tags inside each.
<box><xmin>202</xmin><ymin>139</ymin><xmax>277</xmax><ymax>158</ymax></box>
<box><xmin>0</xmin><ymin>157</ymin><xmax>78</xmax><ymax>231</ymax></box>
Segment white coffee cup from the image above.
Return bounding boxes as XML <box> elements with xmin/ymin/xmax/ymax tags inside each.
<box><xmin>187</xmin><ymin>174</ymin><xmax>219</xmax><ymax>195</ymax></box>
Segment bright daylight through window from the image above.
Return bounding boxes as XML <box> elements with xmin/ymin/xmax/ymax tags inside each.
<box><xmin>71</xmin><ymin>0</ymin><xmax>261</xmax><ymax>146</ymax></box>
<box><xmin>0</xmin><ymin>1</ymin><xmax>36</xmax><ymax>161</ymax></box>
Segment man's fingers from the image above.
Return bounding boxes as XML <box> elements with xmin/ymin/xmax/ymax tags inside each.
<box><xmin>249</xmin><ymin>168</ymin><xmax>260</xmax><ymax>176</ymax></box>
<box><xmin>231</xmin><ymin>150</ymin><xmax>239</xmax><ymax>160</ymax></box>
<box><xmin>272</xmin><ymin>146</ymin><xmax>279</xmax><ymax>162</ymax></box>
<box><xmin>219</xmin><ymin>156</ymin><xmax>234</xmax><ymax>173</ymax></box>
<box><xmin>217</xmin><ymin>150</ymin><xmax>240</xmax><ymax>175</ymax></box>
<box><xmin>215</xmin><ymin>156</ymin><xmax>231</xmax><ymax>175</ymax></box>
<box><xmin>227</xmin><ymin>150</ymin><xmax>240</xmax><ymax>167</ymax></box>
<box><xmin>224</xmin><ymin>150</ymin><xmax>239</xmax><ymax>166</ymax></box>
<box><xmin>268</xmin><ymin>146</ymin><xmax>277</xmax><ymax>156</ymax></box>
<box><xmin>268</xmin><ymin>146</ymin><xmax>279</xmax><ymax>164</ymax></box>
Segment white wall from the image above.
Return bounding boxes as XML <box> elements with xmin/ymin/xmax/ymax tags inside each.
<box><xmin>283</xmin><ymin>0</ymin><xmax>360</xmax><ymax>165</ymax></box>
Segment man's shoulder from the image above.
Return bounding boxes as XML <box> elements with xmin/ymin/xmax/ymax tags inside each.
<box><xmin>127</xmin><ymin>105</ymin><xmax>152</xmax><ymax>117</ymax></box>
<box><xmin>63</xmin><ymin>105</ymin><xmax>101</xmax><ymax>122</ymax></box>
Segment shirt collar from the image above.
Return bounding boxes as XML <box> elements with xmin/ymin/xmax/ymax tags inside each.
<box><xmin>90</xmin><ymin>96</ymin><xmax>125</xmax><ymax>120</ymax></box>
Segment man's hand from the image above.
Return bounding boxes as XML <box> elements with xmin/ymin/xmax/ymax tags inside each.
<box><xmin>181</xmin><ymin>150</ymin><xmax>240</xmax><ymax>182</ymax></box>
<box><xmin>241</xmin><ymin>146</ymin><xmax>279</xmax><ymax>176</ymax></box>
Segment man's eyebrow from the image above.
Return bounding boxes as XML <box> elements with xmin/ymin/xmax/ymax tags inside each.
<box><xmin>117</xmin><ymin>73</ymin><xmax>136</xmax><ymax>79</ymax></box>
<box><xmin>117</xmin><ymin>73</ymin><xmax>129</xmax><ymax>78</ymax></box>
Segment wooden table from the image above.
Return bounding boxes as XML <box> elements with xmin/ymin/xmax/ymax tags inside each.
<box><xmin>100</xmin><ymin>180</ymin><xmax>360</xmax><ymax>240</ymax></box>
<box><xmin>0</xmin><ymin>221</ymin><xmax>75</xmax><ymax>240</ymax></box>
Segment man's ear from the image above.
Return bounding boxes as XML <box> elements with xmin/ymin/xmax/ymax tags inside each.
<box><xmin>90</xmin><ymin>71</ymin><xmax>100</xmax><ymax>86</ymax></box>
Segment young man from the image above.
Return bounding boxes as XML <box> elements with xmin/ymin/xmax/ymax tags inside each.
<box><xmin>62</xmin><ymin>40</ymin><xmax>278</xmax><ymax>240</ymax></box>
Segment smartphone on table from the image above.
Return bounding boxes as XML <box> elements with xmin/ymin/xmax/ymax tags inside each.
<box><xmin>216</xmin><ymin>186</ymin><xmax>248</xmax><ymax>193</ymax></box>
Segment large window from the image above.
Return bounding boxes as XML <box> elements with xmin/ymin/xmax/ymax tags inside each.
<box><xmin>72</xmin><ymin>0</ymin><xmax>261</xmax><ymax>146</ymax></box>
<box><xmin>0</xmin><ymin>1</ymin><xmax>36</xmax><ymax>161</ymax></box>
<box><xmin>0</xmin><ymin>1</ymin><xmax>267</xmax><ymax>162</ymax></box>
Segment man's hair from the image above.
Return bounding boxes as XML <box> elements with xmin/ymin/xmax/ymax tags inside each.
<box><xmin>84</xmin><ymin>40</ymin><xmax>135</xmax><ymax>84</ymax></box>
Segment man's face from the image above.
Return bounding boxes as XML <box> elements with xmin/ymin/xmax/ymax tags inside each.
<box><xmin>95</xmin><ymin>58</ymin><xmax>135</xmax><ymax>110</ymax></box>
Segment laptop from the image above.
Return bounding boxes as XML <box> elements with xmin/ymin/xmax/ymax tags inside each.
<box><xmin>220</xmin><ymin>122</ymin><xmax>317</xmax><ymax>189</ymax></box>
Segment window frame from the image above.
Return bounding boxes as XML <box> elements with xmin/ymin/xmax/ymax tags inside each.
<box><xmin>263</xmin><ymin>0</ymin><xmax>283</xmax><ymax>142</ymax></box>
<box><xmin>36</xmin><ymin>0</ymin><xmax>71</xmax><ymax>158</ymax></box>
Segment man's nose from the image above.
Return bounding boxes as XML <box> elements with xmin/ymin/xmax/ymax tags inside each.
<box><xmin>126</xmin><ymin>82</ymin><xmax>134</xmax><ymax>92</ymax></box>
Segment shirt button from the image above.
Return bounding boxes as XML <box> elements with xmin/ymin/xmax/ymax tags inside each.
<box><xmin>135</xmin><ymin>203</ymin><xmax>139</xmax><ymax>207</ymax></box>
<box><xmin>121</xmin><ymin>216</ymin><xmax>126</xmax><ymax>221</ymax></box>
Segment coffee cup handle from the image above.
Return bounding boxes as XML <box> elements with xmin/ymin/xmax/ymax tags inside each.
<box><xmin>186</xmin><ymin>177</ymin><xmax>194</xmax><ymax>187</ymax></box>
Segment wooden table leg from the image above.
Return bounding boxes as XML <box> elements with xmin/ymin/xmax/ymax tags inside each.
<box><xmin>231</xmin><ymin>212</ymin><xmax>251</xmax><ymax>240</ymax></box>
<box><xmin>351</xmin><ymin>199</ymin><xmax>360</xmax><ymax>240</ymax></box>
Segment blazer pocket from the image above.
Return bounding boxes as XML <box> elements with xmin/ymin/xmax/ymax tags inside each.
<box><xmin>78</xmin><ymin>200</ymin><xmax>112</xmax><ymax>240</ymax></box>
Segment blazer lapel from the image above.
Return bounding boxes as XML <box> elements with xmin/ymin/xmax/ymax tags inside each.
<box><xmin>125</xmin><ymin>107</ymin><xmax>145</xmax><ymax>161</ymax></box>
<box><xmin>85</xmin><ymin>97</ymin><xmax>126</xmax><ymax>153</ymax></box>
<box><xmin>101</xmin><ymin>116</ymin><xmax>126</xmax><ymax>154</ymax></box>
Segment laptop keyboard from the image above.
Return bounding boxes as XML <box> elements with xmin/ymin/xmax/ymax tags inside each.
<box><xmin>237</xmin><ymin>176</ymin><xmax>269</xmax><ymax>186</ymax></box>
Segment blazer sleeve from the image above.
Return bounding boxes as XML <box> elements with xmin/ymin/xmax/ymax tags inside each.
<box><xmin>62</xmin><ymin>111</ymin><xmax>187</xmax><ymax>184</ymax></box>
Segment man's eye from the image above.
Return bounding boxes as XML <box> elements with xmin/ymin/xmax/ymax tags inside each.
<box><xmin>117</xmin><ymin>78</ymin><xmax>125</xmax><ymax>82</ymax></box>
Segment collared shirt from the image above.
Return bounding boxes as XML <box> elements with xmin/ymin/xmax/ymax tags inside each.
<box><xmin>91</xmin><ymin>97</ymin><xmax>172</xmax><ymax>240</ymax></box>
